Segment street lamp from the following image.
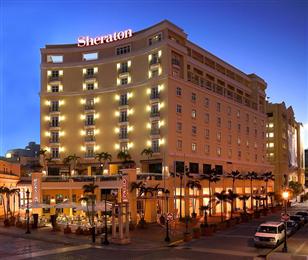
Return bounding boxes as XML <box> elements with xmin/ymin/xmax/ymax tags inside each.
<box><xmin>282</xmin><ymin>190</ymin><xmax>289</xmax><ymax>253</ymax></box>
<box><xmin>25</xmin><ymin>189</ymin><xmax>31</xmax><ymax>234</ymax></box>
<box><xmin>165</xmin><ymin>189</ymin><xmax>170</xmax><ymax>242</ymax></box>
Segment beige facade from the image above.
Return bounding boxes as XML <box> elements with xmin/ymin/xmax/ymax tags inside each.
<box><xmin>40</xmin><ymin>20</ymin><xmax>271</xmax><ymax>176</ymax></box>
<box><xmin>266</xmin><ymin>102</ymin><xmax>305</xmax><ymax>193</ymax></box>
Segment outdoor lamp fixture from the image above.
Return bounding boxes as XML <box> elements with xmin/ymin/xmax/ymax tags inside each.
<box><xmin>282</xmin><ymin>190</ymin><xmax>289</xmax><ymax>253</ymax></box>
<box><xmin>103</xmin><ymin>189</ymin><xmax>109</xmax><ymax>245</ymax></box>
<box><xmin>25</xmin><ymin>189</ymin><xmax>31</xmax><ymax>234</ymax></box>
<box><xmin>165</xmin><ymin>190</ymin><xmax>170</xmax><ymax>242</ymax></box>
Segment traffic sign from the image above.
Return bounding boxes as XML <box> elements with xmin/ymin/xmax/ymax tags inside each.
<box><xmin>281</xmin><ymin>213</ymin><xmax>290</xmax><ymax>222</ymax></box>
<box><xmin>166</xmin><ymin>213</ymin><xmax>173</xmax><ymax>221</ymax></box>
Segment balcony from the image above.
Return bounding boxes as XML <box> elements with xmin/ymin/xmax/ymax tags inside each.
<box><xmin>119</xmin><ymin>117</ymin><xmax>128</xmax><ymax>123</ymax></box>
<box><xmin>84</xmin><ymin>136</ymin><xmax>95</xmax><ymax>142</ymax></box>
<box><xmin>84</xmin><ymin>104</ymin><xmax>95</xmax><ymax>111</ymax></box>
<box><xmin>118</xmin><ymin>67</ymin><xmax>129</xmax><ymax>77</ymax></box>
<box><xmin>150</xmin><ymin>93</ymin><xmax>160</xmax><ymax>100</ymax></box>
<box><xmin>150</xmin><ymin>57</ymin><xmax>160</xmax><ymax>65</ymax></box>
<box><xmin>48</xmin><ymin>75</ymin><xmax>61</xmax><ymax>82</ymax></box>
<box><xmin>150</xmin><ymin>111</ymin><xmax>160</xmax><ymax>118</ymax></box>
<box><xmin>49</xmin><ymin>139</ymin><xmax>60</xmax><ymax>144</ymax></box>
<box><xmin>119</xmin><ymin>100</ymin><xmax>128</xmax><ymax>106</ymax></box>
<box><xmin>172</xmin><ymin>58</ymin><xmax>181</xmax><ymax>67</ymax></box>
<box><xmin>84</xmin><ymin>73</ymin><xmax>96</xmax><ymax>80</ymax></box>
<box><xmin>85</xmin><ymin>121</ymin><xmax>95</xmax><ymax>126</ymax></box>
<box><xmin>49</xmin><ymin>123</ymin><xmax>59</xmax><ymax>128</ymax></box>
<box><xmin>49</xmin><ymin>107</ymin><xmax>59</xmax><ymax>113</ymax></box>
<box><xmin>118</xmin><ymin>133</ymin><xmax>128</xmax><ymax>140</ymax></box>
<box><xmin>150</xmin><ymin>129</ymin><xmax>160</xmax><ymax>135</ymax></box>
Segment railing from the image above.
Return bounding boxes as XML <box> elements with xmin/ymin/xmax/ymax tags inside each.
<box><xmin>49</xmin><ymin>123</ymin><xmax>59</xmax><ymax>127</ymax></box>
<box><xmin>150</xmin><ymin>57</ymin><xmax>160</xmax><ymax>65</ymax></box>
<box><xmin>49</xmin><ymin>107</ymin><xmax>59</xmax><ymax>112</ymax></box>
<box><xmin>150</xmin><ymin>129</ymin><xmax>160</xmax><ymax>135</ymax></box>
<box><xmin>172</xmin><ymin>58</ymin><xmax>180</xmax><ymax>66</ymax></box>
<box><xmin>150</xmin><ymin>93</ymin><xmax>160</xmax><ymax>100</ymax></box>
<box><xmin>150</xmin><ymin>111</ymin><xmax>160</xmax><ymax>117</ymax></box>
<box><xmin>119</xmin><ymin>100</ymin><xmax>128</xmax><ymax>106</ymax></box>
<box><xmin>49</xmin><ymin>139</ymin><xmax>59</xmax><ymax>143</ymax></box>
<box><xmin>84</xmin><ymin>73</ymin><xmax>95</xmax><ymax>79</ymax></box>
<box><xmin>137</xmin><ymin>172</ymin><xmax>162</xmax><ymax>180</ymax></box>
<box><xmin>118</xmin><ymin>133</ymin><xmax>128</xmax><ymax>139</ymax></box>
<box><xmin>118</xmin><ymin>67</ymin><xmax>129</xmax><ymax>74</ymax></box>
<box><xmin>85</xmin><ymin>121</ymin><xmax>95</xmax><ymax>126</ymax></box>
<box><xmin>48</xmin><ymin>76</ymin><xmax>60</xmax><ymax>82</ymax></box>
<box><xmin>42</xmin><ymin>174</ymin><xmax>123</xmax><ymax>182</ymax></box>
<box><xmin>84</xmin><ymin>136</ymin><xmax>95</xmax><ymax>142</ymax></box>
<box><xmin>84</xmin><ymin>104</ymin><xmax>94</xmax><ymax>110</ymax></box>
<box><xmin>119</xmin><ymin>118</ymin><xmax>128</xmax><ymax>123</ymax></box>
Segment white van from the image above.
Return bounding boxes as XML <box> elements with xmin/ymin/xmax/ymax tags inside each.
<box><xmin>254</xmin><ymin>222</ymin><xmax>285</xmax><ymax>247</ymax></box>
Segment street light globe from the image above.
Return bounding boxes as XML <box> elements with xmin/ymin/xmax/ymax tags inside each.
<box><xmin>282</xmin><ymin>191</ymin><xmax>289</xmax><ymax>200</ymax></box>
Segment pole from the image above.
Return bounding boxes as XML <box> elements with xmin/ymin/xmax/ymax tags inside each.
<box><xmin>91</xmin><ymin>178</ymin><xmax>95</xmax><ymax>243</ymax></box>
<box><xmin>25</xmin><ymin>189</ymin><xmax>31</xmax><ymax>234</ymax></box>
<box><xmin>165</xmin><ymin>194</ymin><xmax>170</xmax><ymax>242</ymax></box>
<box><xmin>282</xmin><ymin>198</ymin><xmax>288</xmax><ymax>252</ymax></box>
<box><xmin>103</xmin><ymin>189</ymin><xmax>109</xmax><ymax>245</ymax></box>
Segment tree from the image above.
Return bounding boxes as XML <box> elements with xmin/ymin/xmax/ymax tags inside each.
<box><xmin>186</xmin><ymin>179</ymin><xmax>202</xmax><ymax>218</ymax></box>
<box><xmin>39</xmin><ymin>149</ymin><xmax>48</xmax><ymax>173</ymax></box>
<box><xmin>141</xmin><ymin>148</ymin><xmax>153</xmax><ymax>161</ymax></box>
<box><xmin>262</xmin><ymin>172</ymin><xmax>274</xmax><ymax>208</ymax></box>
<box><xmin>199</xmin><ymin>204</ymin><xmax>211</xmax><ymax>227</ymax></box>
<box><xmin>9</xmin><ymin>188</ymin><xmax>20</xmax><ymax>218</ymax></box>
<box><xmin>268</xmin><ymin>192</ymin><xmax>275</xmax><ymax>208</ymax></box>
<box><xmin>95</xmin><ymin>152</ymin><xmax>112</xmax><ymax>175</ymax></box>
<box><xmin>239</xmin><ymin>194</ymin><xmax>250</xmax><ymax>214</ymax></box>
<box><xmin>245</xmin><ymin>171</ymin><xmax>258</xmax><ymax>211</ymax></box>
<box><xmin>227</xmin><ymin>189</ymin><xmax>239</xmax><ymax>218</ymax></box>
<box><xmin>289</xmin><ymin>181</ymin><xmax>303</xmax><ymax>202</ymax></box>
<box><xmin>117</xmin><ymin>151</ymin><xmax>133</xmax><ymax>168</ymax></box>
<box><xmin>227</xmin><ymin>170</ymin><xmax>242</xmax><ymax>193</ymax></box>
<box><xmin>214</xmin><ymin>190</ymin><xmax>229</xmax><ymax>222</ymax></box>
<box><xmin>0</xmin><ymin>186</ymin><xmax>9</xmax><ymax>221</ymax></box>
<box><xmin>200</xmin><ymin>169</ymin><xmax>221</xmax><ymax>216</ymax></box>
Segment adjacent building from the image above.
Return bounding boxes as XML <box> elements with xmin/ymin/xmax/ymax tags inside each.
<box><xmin>266</xmin><ymin>102</ymin><xmax>305</xmax><ymax>193</ymax></box>
<box><xmin>305</xmin><ymin>149</ymin><xmax>308</xmax><ymax>187</ymax></box>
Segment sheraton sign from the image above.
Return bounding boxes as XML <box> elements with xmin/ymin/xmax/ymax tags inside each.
<box><xmin>78</xmin><ymin>29</ymin><xmax>133</xmax><ymax>47</ymax></box>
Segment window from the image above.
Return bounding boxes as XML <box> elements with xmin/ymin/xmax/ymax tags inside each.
<box><xmin>116</xmin><ymin>45</ymin><xmax>131</xmax><ymax>55</ymax></box>
<box><xmin>51</xmin><ymin>101</ymin><xmax>59</xmax><ymax>112</ymax></box>
<box><xmin>86</xmin><ymin>83</ymin><xmax>94</xmax><ymax>90</ymax></box>
<box><xmin>192</xmin><ymin>143</ymin><xmax>196</xmax><ymax>152</ymax></box>
<box><xmin>237</xmin><ymin>110</ymin><xmax>240</xmax><ymax>118</ymax></box>
<box><xmin>51</xmin><ymin>85</ymin><xmax>59</xmax><ymax>92</ymax></box>
<box><xmin>151</xmin><ymin>69</ymin><xmax>159</xmax><ymax>78</ymax></box>
<box><xmin>228</xmin><ymin>149</ymin><xmax>232</xmax><ymax>158</ymax></box>
<box><xmin>51</xmin><ymin>116</ymin><xmax>59</xmax><ymax>127</ymax></box>
<box><xmin>228</xmin><ymin>120</ymin><xmax>231</xmax><ymax>130</ymax></box>
<box><xmin>176</xmin><ymin>87</ymin><xmax>182</xmax><ymax>96</ymax></box>
<box><xmin>47</xmin><ymin>55</ymin><xmax>63</xmax><ymax>63</ymax></box>
<box><xmin>51</xmin><ymin>148</ymin><xmax>59</xmax><ymax>158</ymax></box>
<box><xmin>151</xmin><ymin>86</ymin><xmax>159</xmax><ymax>99</ymax></box>
<box><xmin>246</xmin><ymin>140</ymin><xmax>249</xmax><ymax>147</ymax></box>
<box><xmin>85</xmin><ymin>146</ymin><xmax>94</xmax><ymax>158</ymax></box>
<box><xmin>205</xmin><ymin>144</ymin><xmax>210</xmax><ymax>154</ymax></box>
<box><xmin>83</xmin><ymin>52</ymin><xmax>98</xmax><ymax>61</ymax></box>
<box><xmin>216</xmin><ymin>102</ymin><xmax>221</xmax><ymax>112</ymax></box>
<box><xmin>148</xmin><ymin>33</ymin><xmax>162</xmax><ymax>46</ymax></box>
<box><xmin>151</xmin><ymin>104</ymin><xmax>159</xmax><ymax>117</ymax></box>
<box><xmin>237</xmin><ymin>137</ymin><xmax>241</xmax><ymax>145</ymax></box>
<box><xmin>152</xmin><ymin>139</ymin><xmax>160</xmax><ymax>153</ymax></box>
<box><xmin>177</xmin><ymin>140</ymin><xmax>182</xmax><ymax>150</ymax></box>
<box><xmin>246</xmin><ymin>113</ymin><xmax>249</xmax><ymax>122</ymax></box>
<box><xmin>85</xmin><ymin>98</ymin><xmax>94</xmax><ymax>110</ymax></box>
<box><xmin>238</xmin><ymin>124</ymin><xmax>241</xmax><ymax>132</ymax></box>
<box><xmin>86</xmin><ymin>68</ymin><xmax>94</xmax><ymax>76</ymax></box>
<box><xmin>204</xmin><ymin>97</ymin><xmax>209</xmax><ymax>108</ymax></box>
<box><xmin>255</xmin><ymin>129</ymin><xmax>258</xmax><ymax>137</ymax></box>
<box><xmin>120</xmin><ymin>94</ymin><xmax>128</xmax><ymax>106</ymax></box>
<box><xmin>51</xmin><ymin>132</ymin><xmax>59</xmax><ymax>143</ymax></box>
<box><xmin>238</xmin><ymin>151</ymin><xmax>242</xmax><ymax>159</ymax></box>
<box><xmin>192</xmin><ymin>109</ymin><xmax>196</xmax><ymax>119</ymax></box>
<box><xmin>151</xmin><ymin>121</ymin><xmax>159</xmax><ymax>134</ymax></box>
<box><xmin>217</xmin><ymin>117</ymin><xmax>221</xmax><ymax>127</ymax></box>
<box><xmin>205</xmin><ymin>129</ymin><xmax>210</xmax><ymax>139</ymax></box>
<box><xmin>119</xmin><ymin>62</ymin><xmax>129</xmax><ymax>73</ymax></box>
<box><xmin>86</xmin><ymin>115</ymin><xmax>94</xmax><ymax>126</ymax></box>
<box><xmin>85</xmin><ymin>129</ymin><xmax>95</xmax><ymax>141</ymax></box>
<box><xmin>246</xmin><ymin>127</ymin><xmax>250</xmax><ymax>135</ymax></box>
<box><xmin>227</xmin><ymin>135</ymin><xmax>232</xmax><ymax>144</ymax></box>
<box><xmin>176</xmin><ymin>104</ymin><xmax>182</xmax><ymax>113</ymax></box>
<box><xmin>227</xmin><ymin>106</ymin><xmax>231</xmax><ymax>116</ymax></box>
<box><xmin>51</xmin><ymin>70</ymin><xmax>59</xmax><ymax>78</ymax></box>
<box><xmin>191</xmin><ymin>92</ymin><xmax>196</xmax><ymax>102</ymax></box>
<box><xmin>205</xmin><ymin>113</ymin><xmax>210</xmax><ymax>124</ymax></box>
<box><xmin>176</xmin><ymin>122</ymin><xmax>182</xmax><ymax>132</ymax></box>
<box><xmin>150</xmin><ymin>52</ymin><xmax>159</xmax><ymax>65</ymax></box>
<box><xmin>121</xmin><ymin>77</ymin><xmax>128</xmax><ymax>85</ymax></box>
<box><xmin>192</xmin><ymin>126</ymin><xmax>197</xmax><ymax>135</ymax></box>
<box><xmin>217</xmin><ymin>132</ymin><xmax>221</xmax><ymax>142</ymax></box>
<box><xmin>217</xmin><ymin>147</ymin><xmax>221</xmax><ymax>157</ymax></box>
<box><xmin>119</xmin><ymin>127</ymin><xmax>128</xmax><ymax>139</ymax></box>
<box><xmin>120</xmin><ymin>111</ymin><xmax>128</xmax><ymax>122</ymax></box>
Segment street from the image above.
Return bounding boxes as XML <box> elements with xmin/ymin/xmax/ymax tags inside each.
<box><xmin>0</xmin><ymin>202</ymin><xmax>307</xmax><ymax>260</ymax></box>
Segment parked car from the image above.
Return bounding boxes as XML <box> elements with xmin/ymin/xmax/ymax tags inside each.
<box><xmin>254</xmin><ymin>222</ymin><xmax>285</xmax><ymax>248</ymax></box>
<box><xmin>286</xmin><ymin>220</ymin><xmax>298</xmax><ymax>236</ymax></box>
<box><xmin>295</xmin><ymin>212</ymin><xmax>308</xmax><ymax>223</ymax></box>
<box><xmin>290</xmin><ymin>215</ymin><xmax>305</xmax><ymax>227</ymax></box>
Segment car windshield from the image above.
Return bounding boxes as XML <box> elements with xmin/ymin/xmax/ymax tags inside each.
<box><xmin>257</xmin><ymin>226</ymin><xmax>277</xmax><ymax>234</ymax></box>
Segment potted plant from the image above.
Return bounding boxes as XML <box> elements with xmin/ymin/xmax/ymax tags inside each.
<box><xmin>75</xmin><ymin>226</ymin><xmax>83</xmax><ymax>235</ymax></box>
<box><xmin>199</xmin><ymin>205</ymin><xmax>213</xmax><ymax>236</ymax></box>
<box><xmin>64</xmin><ymin>224</ymin><xmax>72</xmax><ymax>234</ymax></box>
<box><xmin>192</xmin><ymin>227</ymin><xmax>201</xmax><ymax>239</ymax></box>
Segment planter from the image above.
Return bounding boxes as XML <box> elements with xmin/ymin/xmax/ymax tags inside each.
<box><xmin>4</xmin><ymin>219</ymin><xmax>10</xmax><ymax>227</ymax></box>
<box><xmin>183</xmin><ymin>232</ymin><xmax>192</xmax><ymax>242</ymax></box>
<box><xmin>64</xmin><ymin>225</ymin><xmax>72</xmax><ymax>234</ymax></box>
<box><xmin>75</xmin><ymin>226</ymin><xmax>83</xmax><ymax>235</ymax></box>
<box><xmin>192</xmin><ymin>228</ymin><xmax>201</xmax><ymax>239</ymax></box>
<box><xmin>15</xmin><ymin>221</ymin><xmax>23</xmax><ymax>228</ymax></box>
<box><xmin>200</xmin><ymin>226</ymin><xmax>213</xmax><ymax>236</ymax></box>
<box><xmin>138</xmin><ymin>219</ymin><xmax>147</xmax><ymax>229</ymax></box>
<box><xmin>217</xmin><ymin>222</ymin><xmax>227</xmax><ymax>230</ymax></box>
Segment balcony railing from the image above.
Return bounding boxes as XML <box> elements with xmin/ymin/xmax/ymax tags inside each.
<box><xmin>150</xmin><ymin>93</ymin><xmax>160</xmax><ymax>100</ymax></box>
<box><xmin>150</xmin><ymin>57</ymin><xmax>160</xmax><ymax>66</ymax></box>
<box><xmin>84</xmin><ymin>104</ymin><xmax>95</xmax><ymax>110</ymax></box>
<box><xmin>49</xmin><ymin>107</ymin><xmax>59</xmax><ymax>112</ymax></box>
<box><xmin>84</xmin><ymin>73</ymin><xmax>95</xmax><ymax>79</ymax></box>
<box><xmin>150</xmin><ymin>111</ymin><xmax>160</xmax><ymax>117</ymax></box>
<box><xmin>84</xmin><ymin>136</ymin><xmax>95</xmax><ymax>142</ymax></box>
<box><xmin>119</xmin><ymin>100</ymin><xmax>128</xmax><ymax>106</ymax></box>
<box><xmin>49</xmin><ymin>139</ymin><xmax>60</xmax><ymax>143</ymax></box>
<box><xmin>42</xmin><ymin>174</ymin><xmax>123</xmax><ymax>182</ymax></box>
<box><xmin>172</xmin><ymin>58</ymin><xmax>180</xmax><ymax>66</ymax></box>
<box><xmin>49</xmin><ymin>123</ymin><xmax>59</xmax><ymax>127</ymax></box>
<box><xmin>119</xmin><ymin>117</ymin><xmax>128</xmax><ymax>123</ymax></box>
<box><xmin>118</xmin><ymin>67</ymin><xmax>129</xmax><ymax>74</ymax></box>
<box><xmin>85</xmin><ymin>121</ymin><xmax>95</xmax><ymax>126</ymax></box>
<box><xmin>48</xmin><ymin>76</ymin><xmax>60</xmax><ymax>82</ymax></box>
<box><xmin>150</xmin><ymin>129</ymin><xmax>160</xmax><ymax>135</ymax></box>
<box><xmin>118</xmin><ymin>133</ymin><xmax>128</xmax><ymax>139</ymax></box>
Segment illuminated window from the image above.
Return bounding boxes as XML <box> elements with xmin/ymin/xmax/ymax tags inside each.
<box><xmin>176</xmin><ymin>87</ymin><xmax>182</xmax><ymax>96</ymax></box>
<box><xmin>268</xmin><ymin>132</ymin><xmax>274</xmax><ymax>138</ymax></box>
<box><xmin>148</xmin><ymin>33</ymin><xmax>162</xmax><ymax>46</ymax></box>
<box><xmin>217</xmin><ymin>147</ymin><xmax>221</xmax><ymax>157</ymax></box>
<box><xmin>51</xmin><ymin>148</ymin><xmax>59</xmax><ymax>158</ymax></box>
<box><xmin>116</xmin><ymin>45</ymin><xmax>131</xmax><ymax>55</ymax></box>
<box><xmin>85</xmin><ymin>146</ymin><xmax>94</xmax><ymax>158</ymax></box>
<box><xmin>192</xmin><ymin>109</ymin><xmax>196</xmax><ymax>119</ymax></box>
<box><xmin>192</xmin><ymin>143</ymin><xmax>197</xmax><ymax>152</ymax></box>
<box><xmin>176</xmin><ymin>104</ymin><xmax>182</xmax><ymax>113</ymax></box>
<box><xmin>268</xmin><ymin>123</ymin><xmax>274</xmax><ymax>128</ymax></box>
<box><xmin>237</xmin><ymin>110</ymin><xmax>240</xmax><ymax>118</ymax></box>
<box><xmin>237</xmin><ymin>137</ymin><xmax>241</xmax><ymax>145</ymax></box>
<box><xmin>217</xmin><ymin>132</ymin><xmax>221</xmax><ymax>142</ymax></box>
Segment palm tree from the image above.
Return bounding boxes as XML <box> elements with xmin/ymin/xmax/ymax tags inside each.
<box><xmin>9</xmin><ymin>188</ymin><xmax>20</xmax><ymax>218</ymax></box>
<box><xmin>45</xmin><ymin>157</ymin><xmax>54</xmax><ymax>175</ymax></box>
<box><xmin>82</xmin><ymin>183</ymin><xmax>98</xmax><ymax>243</ymax></box>
<box><xmin>262</xmin><ymin>172</ymin><xmax>274</xmax><ymax>208</ymax></box>
<box><xmin>186</xmin><ymin>179</ymin><xmax>202</xmax><ymax>218</ymax></box>
<box><xmin>70</xmin><ymin>154</ymin><xmax>80</xmax><ymax>175</ymax></box>
<box><xmin>117</xmin><ymin>151</ymin><xmax>132</xmax><ymax>168</ymax></box>
<box><xmin>227</xmin><ymin>189</ymin><xmax>239</xmax><ymax>219</ymax></box>
<box><xmin>214</xmin><ymin>190</ymin><xmax>229</xmax><ymax>222</ymax></box>
<box><xmin>199</xmin><ymin>204</ymin><xmax>210</xmax><ymax>227</ymax></box>
<box><xmin>63</xmin><ymin>156</ymin><xmax>72</xmax><ymax>176</ymax></box>
<box><xmin>0</xmin><ymin>186</ymin><xmax>9</xmax><ymax>221</ymax></box>
<box><xmin>268</xmin><ymin>192</ymin><xmax>275</xmax><ymax>208</ymax></box>
<box><xmin>141</xmin><ymin>148</ymin><xmax>153</xmax><ymax>171</ymax></box>
<box><xmin>245</xmin><ymin>171</ymin><xmax>258</xmax><ymax>211</ymax></box>
<box><xmin>200</xmin><ymin>168</ymin><xmax>221</xmax><ymax>216</ymax></box>
<box><xmin>239</xmin><ymin>194</ymin><xmax>250</xmax><ymax>214</ymax></box>
<box><xmin>95</xmin><ymin>152</ymin><xmax>112</xmax><ymax>175</ymax></box>
<box><xmin>227</xmin><ymin>170</ymin><xmax>242</xmax><ymax>193</ymax></box>
<box><xmin>39</xmin><ymin>149</ymin><xmax>48</xmax><ymax>173</ymax></box>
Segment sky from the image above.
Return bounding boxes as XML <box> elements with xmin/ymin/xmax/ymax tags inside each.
<box><xmin>0</xmin><ymin>0</ymin><xmax>307</xmax><ymax>155</ymax></box>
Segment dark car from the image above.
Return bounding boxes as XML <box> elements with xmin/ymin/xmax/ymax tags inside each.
<box><xmin>290</xmin><ymin>215</ymin><xmax>305</xmax><ymax>227</ymax></box>
<box><xmin>295</xmin><ymin>212</ymin><xmax>308</xmax><ymax>223</ymax></box>
<box><xmin>286</xmin><ymin>220</ymin><xmax>299</xmax><ymax>236</ymax></box>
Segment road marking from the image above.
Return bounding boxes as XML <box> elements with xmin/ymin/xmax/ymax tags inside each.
<box><xmin>1</xmin><ymin>244</ymin><xmax>92</xmax><ymax>260</ymax></box>
<box><xmin>295</xmin><ymin>242</ymin><xmax>306</xmax><ymax>254</ymax></box>
<box><xmin>176</xmin><ymin>246</ymin><xmax>257</xmax><ymax>257</ymax></box>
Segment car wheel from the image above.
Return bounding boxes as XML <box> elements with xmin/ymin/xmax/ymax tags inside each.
<box><xmin>276</xmin><ymin>240</ymin><xmax>280</xmax><ymax>246</ymax></box>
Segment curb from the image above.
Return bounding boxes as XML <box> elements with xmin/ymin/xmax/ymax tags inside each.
<box><xmin>167</xmin><ymin>239</ymin><xmax>184</xmax><ymax>247</ymax></box>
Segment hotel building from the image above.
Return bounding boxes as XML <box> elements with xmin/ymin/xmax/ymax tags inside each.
<box><xmin>266</xmin><ymin>102</ymin><xmax>305</xmax><ymax>193</ymax></box>
<box><xmin>39</xmin><ymin>20</ymin><xmax>273</xmax><ymax>221</ymax></box>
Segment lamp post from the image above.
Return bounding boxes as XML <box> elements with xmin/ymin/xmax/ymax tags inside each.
<box><xmin>25</xmin><ymin>189</ymin><xmax>31</xmax><ymax>234</ymax></box>
<box><xmin>165</xmin><ymin>190</ymin><xmax>170</xmax><ymax>242</ymax></box>
<box><xmin>103</xmin><ymin>189</ymin><xmax>109</xmax><ymax>245</ymax></box>
<box><xmin>282</xmin><ymin>190</ymin><xmax>289</xmax><ymax>253</ymax></box>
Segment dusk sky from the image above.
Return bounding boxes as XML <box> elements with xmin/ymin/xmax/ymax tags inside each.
<box><xmin>0</xmin><ymin>0</ymin><xmax>307</xmax><ymax>155</ymax></box>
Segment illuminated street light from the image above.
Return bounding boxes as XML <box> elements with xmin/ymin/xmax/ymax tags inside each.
<box><xmin>282</xmin><ymin>190</ymin><xmax>289</xmax><ymax>253</ymax></box>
